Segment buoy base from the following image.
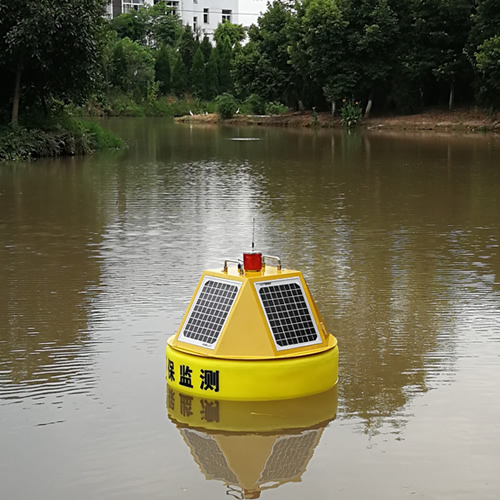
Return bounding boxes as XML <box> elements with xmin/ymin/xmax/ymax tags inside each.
<box><xmin>166</xmin><ymin>339</ymin><xmax>338</xmax><ymax>401</ymax></box>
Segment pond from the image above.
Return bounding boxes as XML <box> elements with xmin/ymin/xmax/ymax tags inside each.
<box><xmin>1</xmin><ymin>118</ymin><xmax>500</xmax><ymax>499</ymax></box>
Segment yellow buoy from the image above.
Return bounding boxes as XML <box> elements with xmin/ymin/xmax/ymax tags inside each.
<box><xmin>166</xmin><ymin>252</ymin><xmax>338</xmax><ymax>400</ymax></box>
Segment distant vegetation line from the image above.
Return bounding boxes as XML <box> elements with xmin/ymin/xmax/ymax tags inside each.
<box><xmin>0</xmin><ymin>0</ymin><xmax>499</xmax><ymax>158</ymax></box>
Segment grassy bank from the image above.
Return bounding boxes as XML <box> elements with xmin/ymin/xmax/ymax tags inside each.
<box><xmin>72</xmin><ymin>92</ymin><xmax>287</xmax><ymax>119</ymax></box>
<box><xmin>0</xmin><ymin>116</ymin><xmax>123</xmax><ymax>161</ymax></box>
<box><xmin>72</xmin><ymin>92</ymin><xmax>216</xmax><ymax>118</ymax></box>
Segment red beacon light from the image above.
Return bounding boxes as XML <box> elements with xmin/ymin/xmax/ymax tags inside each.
<box><xmin>243</xmin><ymin>251</ymin><xmax>262</xmax><ymax>272</ymax></box>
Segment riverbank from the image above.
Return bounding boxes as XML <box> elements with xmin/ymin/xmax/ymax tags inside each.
<box><xmin>0</xmin><ymin>119</ymin><xmax>124</xmax><ymax>161</ymax></box>
<box><xmin>176</xmin><ymin>107</ymin><xmax>500</xmax><ymax>133</ymax></box>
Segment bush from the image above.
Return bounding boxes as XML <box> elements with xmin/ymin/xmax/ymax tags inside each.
<box><xmin>244</xmin><ymin>94</ymin><xmax>266</xmax><ymax>115</ymax></box>
<box><xmin>340</xmin><ymin>100</ymin><xmax>362</xmax><ymax>127</ymax></box>
<box><xmin>79</xmin><ymin>120</ymin><xmax>124</xmax><ymax>150</ymax></box>
<box><xmin>0</xmin><ymin>118</ymin><xmax>123</xmax><ymax>161</ymax></box>
<box><xmin>108</xmin><ymin>92</ymin><xmax>144</xmax><ymax>116</ymax></box>
<box><xmin>475</xmin><ymin>36</ymin><xmax>500</xmax><ymax>110</ymax></box>
<box><xmin>266</xmin><ymin>101</ymin><xmax>288</xmax><ymax>115</ymax></box>
<box><xmin>215</xmin><ymin>93</ymin><xmax>239</xmax><ymax>119</ymax></box>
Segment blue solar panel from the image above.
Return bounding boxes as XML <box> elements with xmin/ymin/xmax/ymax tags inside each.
<box><xmin>255</xmin><ymin>278</ymin><xmax>321</xmax><ymax>349</ymax></box>
<box><xmin>179</xmin><ymin>277</ymin><xmax>241</xmax><ymax>348</ymax></box>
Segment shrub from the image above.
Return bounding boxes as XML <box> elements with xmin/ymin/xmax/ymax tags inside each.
<box><xmin>244</xmin><ymin>94</ymin><xmax>266</xmax><ymax>115</ymax></box>
<box><xmin>340</xmin><ymin>100</ymin><xmax>362</xmax><ymax>128</ymax></box>
<box><xmin>266</xmin><ymin>101</ymin><xmax>287</xmax><ymax>115</ymax></box>
<box><xmin>0</xmin><ymin>119</ymin><xmax>123</xmax><ymax>161</ymax></box>
<box><xmin>475</xmin><ymin>36</ymin><xmax>500</xmax><ymax>110</ymax></box>
<box><xmin>215</xmin><ymin>93</ymin><xmax>239</xmax><ymax>119</ymax></box>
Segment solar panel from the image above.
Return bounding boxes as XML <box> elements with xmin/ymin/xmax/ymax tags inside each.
<box><xmin>178</xmin><ymin>277</ymin><xmax>241</xmax><ymax>349</ymax></box>
<box><xmin>255</xmin><ymin>278</ymin><xmax>322</xmax><ymax>350</ymax></box>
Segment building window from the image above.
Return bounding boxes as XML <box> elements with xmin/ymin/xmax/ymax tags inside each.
<box><xmin>193</xmin><ymin>16</ymin><xmax>197</xmax><ymax>30</ymax></box>
<box><xmin>221</xmin><ymin>9</ymin><xmax>232</xmax><ymax>23</ymax></box>
<box><xmin>165</xmin><ymin>0</ymin><xmax>179</xmax><ymax>15</ymax></box>
<box><xmin>122</xmin><ymin>0</ymin><xmax>143</xmax><ymax>13</ymax></box>
<box><xmin>203</xmin><ymin>8</ymin><xmax>209</xmax><ymax>24</ymax></box>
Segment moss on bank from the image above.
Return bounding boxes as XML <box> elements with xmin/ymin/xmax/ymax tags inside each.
<box><xmin>0</xmin><ymin>118</ymin><xmax>123</xmax><ymax>161</ymax></box>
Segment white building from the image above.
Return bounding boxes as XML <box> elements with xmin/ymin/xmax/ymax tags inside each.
<box><xmin>108</xmin><ymin>0</ymin><xmax>267</xmax><ymax>41</ymax></box>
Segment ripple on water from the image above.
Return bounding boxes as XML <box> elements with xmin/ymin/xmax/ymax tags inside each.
<box><xmin>0</xmin><ymin>340</ymin><xmax>97</xmax><ymax>404</ymax></box>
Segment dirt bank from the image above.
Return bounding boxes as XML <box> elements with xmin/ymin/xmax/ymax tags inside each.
<box><xmin>176</xmin><ymin>107</ymin><xmax>500</xmax><ymax>133</ymax></box>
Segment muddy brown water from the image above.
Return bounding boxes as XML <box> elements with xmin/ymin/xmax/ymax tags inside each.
<box><xmin>1</xmin><ymin>119</ymin><xmax>500</xmax><ymax>499</ymax></box>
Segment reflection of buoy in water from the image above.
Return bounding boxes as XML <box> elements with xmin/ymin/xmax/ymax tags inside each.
<box><xmin>166</xmin><ymin>251</ymin><xmax>338</xmax><ymax>401</ymax></box>
<box><xmin>167</xmin><ymin>386</ymin><xmax>337</xmax><ymax>499</ymax></box>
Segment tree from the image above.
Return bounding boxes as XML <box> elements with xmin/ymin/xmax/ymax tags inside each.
<box><xmin>216</xmin><ymin>36</ymin><xmax>234</xmax><ymax>93</ymax></box>
<box><xmin>155</xmin><ymin>44</ymin><xmax>171</xmax><ymax>95</ymax></box>
<box><xmin>234</xmin><ymin>1</ymin><xmax>299</xmax><ymax>106</ymax></box>
<box><xmin>339</xmin><ymin>0</ymin><xmax>399</xmax><ymax>116</ymax></box>
<box><xmin>145</xmin><ymin>2</ymin><xmax>183</xmax><ymax>48</ymax></box>
<box><xmin>410</xmin><ymin>0</ymin><xmax>472</xmax><ymax>110</ymax></box>
<box><xmin>200</xmin><ymin>35</ymin><xmax>212</xmax><ymax>63</ymax></box>
<box><xmin>205</xmin><ymin>49</ymin><xmax>219</xmax><ymax>99</ymax></box>
<box><xmin>475</xmin><ymin>35</ymin><xmax>500</xmax><ymax>109</ymax></box>
<box><xmin>111</xmin><ymin>3</ymin><xmax>183</xmax><ymax>49</ymax></box>
<box><xmin>110</xmin><ymin>38</ymin><xmax>155</xmax><ymax>99</ymax></box>
<box><xmin>191</xmin><ymin>46</ymin><xmax>206</xmax><ymax>99</ymax></box>
<box><xmin>179</xmin><ymin>25</ymin><xmax>196</xmax><ymax>72</ymax></box>
<box><xmin>0</xmin><ymin>0</ymin><xmax>107</xmax><ymax>124</ymax></box>
<box><xmin>171</xmin><ymin>53</ymin><xmax>188</xmax><ymax>96</ymax></box>
<box><xmin>288</xmin><ymin>0</ymin><xmax>348</xmax><ymax>112</ymax></box>
<box><xmin>214</xmin><ymin>22</ymin><xmax>246</xmax><ymax>48</ymax></box>
<box><xmin>110</xmin><ymin>10</ymin><xmax>147</xmax><ymax>44</ymax></box>
<box><xmin>469</xmin><ymin>0</ymin><xmax>500</xmax><ymax>50</ymax></box>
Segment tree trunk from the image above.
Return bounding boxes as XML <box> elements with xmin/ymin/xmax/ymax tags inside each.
<box><xmin>448</xmin><ymin>80</ymin><xmax>455</xmax><ymax>111</ymax></box>
<box><xmin>331</xmin><ymin>100</ymin><xmax>336</xmax><ymax>117</ymax></box>
<box><xmin>298</xmin><ymin>99</ymin><xmax>305</xmax><ymax>113</ymax></box>
<box><xmin>364</xmin><ymin>90</ymin><xmax>373</xmax><ymax>118</ymax></box>
<box><xmin>11</xmin><ymin>55</ymin><xmax>23</xmax><ymax>126</ymax></box>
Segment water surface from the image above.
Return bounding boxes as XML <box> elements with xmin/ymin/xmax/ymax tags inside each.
<box><xmin>1</xmin><ymin>119</ymin><xmax>499</xmax><ymax>499</ymax></box>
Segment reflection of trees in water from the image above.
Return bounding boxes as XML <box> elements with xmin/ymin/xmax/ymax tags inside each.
<box><xmin>245</xmin><ymin>130</ymin><xmax>500</xmax><ymax>435</ymax></box>
<box><xmin>0</xmin><ymin>158</ymin><xmax>109</xmax><ymax>399</ymax></box>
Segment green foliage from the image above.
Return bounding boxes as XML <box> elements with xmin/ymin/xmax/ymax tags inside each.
<box><xmin>179</xmin><ymin>25</ymin><xmax>196</xmax><ymax>73</ymax></box>
<box><xmin>214</xmin><ymin>22</ymin><xmax>246</xmax><ymax>47</ymax></box>
<box><xmin>0</xmin><ymin>0</ymin><xmax>107</xmax><ymax>123</ymax></box>
<box><xmin>78</xmin><ymin>120</ymin><xmax>124</xmax><ymax>150</ymax></box>
<box><xmin>266</xmin><ymin>101</ymin><xmax>288</xmax><ymax>115</ymax></box>
<box><xmin>155</xmin><ymin>44</ymin><xmax>171</xmax><ymax>95</ymax></box>
<box><xmin>475</xmin><ymin>36</ymin><xmax>500</xmax><ymax>109</ymax></box>
<box><xmin>142</xmin><ymin>96</ymin><xmax>216</xmax><ymax>117</ymax></box>
<box><xmin>110</xmin><ymin>38</ymin><xmax>155</xmax><ymax>100</ymax></box>
<box><xmin>244</xmin><ymin>94</ymin><xmax>267</xmax><ymax>115</ymax></box>
<box><xmin>146</xmin><ymin>3</ymin><xmax>183</xmax><ymax>48</ymax></box>
<box><xmin>340</xmin><ymin>100</ymin><xmax>362</xmax><ymax>128</ymax></box>
<box><xmin>234</xmin><ymin>2</ymin><xmax>295</xmax><ymax>104</ymax></box>
<box><xmin>146</xmin><ymin>80</ymin><xmax>160</xmax><ymax>105</ymax></box>
<box><xmin>107</xmin><ymin>92</ymin><xmax>144</xmax><ymax>116</ymax></box>
<box><xmin>110</xmin><ymin>3</ymin><xmax>183</xmax><ymax>48</ymax></box>
<box><xmin>217</xmin><ymin>36</ymin><xmax>234</xmax><ymax>93</ymax></box>
<box><xmin>110</xmin><ymin>10</ymin><xmax>147</xmax><ymax>44</ymax></box>
<box><xmin>200</xmin><ymin>36</ymin><xmax>212</xmax><ymax>62</ymax></box>
<box><xmin>171</xmin><ymin>54</ymin><xmax>188</xmax><ymax>97</ymax></box>
<box><xmin>215</xmin><ymin>93</ymin><xmax>239</xmax><ymax>119</ymax></box>
<box><xmin>469</xmin><ymin>0</ymin><xmax>500</xmax><ymax>50</ymax></box>
<box><xmin>0</xmin><ymin>117</ymin><xmax>122</xmax><ymax>161</ymax></box>
<box><xmin>205</xmin><ymin>50</ymin><xmax>220</xmax><ymax>100</ymax></box>
<box><xmin>191</xmin><ymin>47</ymin><xmax>206</xmax><ymax>99</ymax></box>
